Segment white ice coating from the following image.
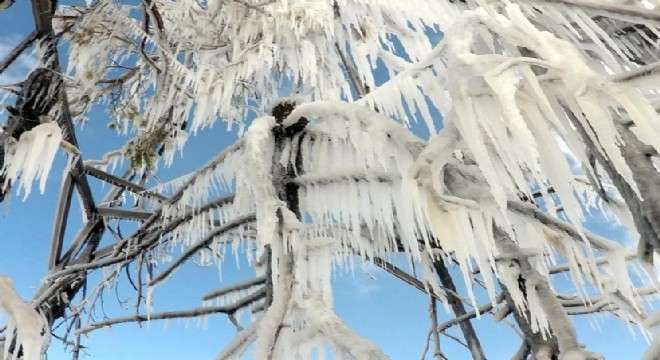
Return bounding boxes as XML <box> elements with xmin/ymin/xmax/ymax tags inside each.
<box><xmin>0</xmin><ymin>276</ymin><xmax>48</xmax><ymax>360</ymax></box>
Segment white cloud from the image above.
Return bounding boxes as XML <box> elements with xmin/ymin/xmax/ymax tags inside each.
<box><xmin>0</xmin><ymin>33</ymin><xmax>40</xmax><ymax>85</ymax></box>
<box><xmin>0</xmin><ymin>33</ymin><xmax>41</xmax><ymax>121</ymax></box>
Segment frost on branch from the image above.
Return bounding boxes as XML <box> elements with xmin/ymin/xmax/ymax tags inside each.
<box><xmin>0</xmin><ymin>275</ymin><xmax>48</xmax><ymax>360</ymax></box>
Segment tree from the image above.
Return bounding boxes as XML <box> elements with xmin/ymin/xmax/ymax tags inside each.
<box><xmin>1</xmin><ymin>0</ymin><xmax>660</xmax><ymax>359</ymax></box>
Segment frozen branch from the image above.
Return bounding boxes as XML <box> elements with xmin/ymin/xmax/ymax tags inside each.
<box><xmin>520</xmin><ymin>0</ymin><xmax>660</xmax><ymax>23</ymax></box>
<box><xmin>215</xmin><ymin>320</ymin><xmax>261</xmax><ymax>360</ymax></box>
<box><xmin>96</xmin><ymin>207</ymin><xmax>152</xmax><ymax>221</ymax></box>
<box><xmin>44</xmin><ymin>195</ymin><xmax>239</xmax><ymax>280</ymax></box>
<box><xmin>432</xmin><ymin>254</ymin><xmax>487</xmax><ymax>360</ymax></box>
<box><xmin>548</xmin><ymin>251</ymin><xmax>637</xmax><ymax>274</ymax></box>
<box><xmin>84</xmin><ymin>165</ymin><xmax>168</xmax><ymax>202</ymax></box>
<box><xmin>203</xmin><ymin>276</ymin><xmax>267</xmax><ymax>301</ymax></box>
<box><xmin>611</xmin><ymin>61</ymin><xmax>660</xmax><ymax>83</ymax></box>
<box><xmin>75</xmin><ymin>296</ymin><xmax>265</xmax><ymax>336</ymax></box>
<box><xmin>496</xmin><ymin>230</ymin><xmax>592</xmax><ymax>359</ymax></box>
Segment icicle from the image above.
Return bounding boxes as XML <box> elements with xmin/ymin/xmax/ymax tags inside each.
<box><xmin>3</xmin><ymin>122</ymin><xmax>63</xmax><ymax>199</ymax></box>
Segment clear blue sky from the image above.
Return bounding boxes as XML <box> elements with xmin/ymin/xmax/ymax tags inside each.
<box><xmin>0</xmin><ymin>2</ymin><xmax>653</xmax><ymax>359</ymax></box>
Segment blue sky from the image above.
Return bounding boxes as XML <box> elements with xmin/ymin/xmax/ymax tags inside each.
<box><xmin>0</xmin><ymin>2</ymin><xmax>655</xmax><ymax>359</ymax></box>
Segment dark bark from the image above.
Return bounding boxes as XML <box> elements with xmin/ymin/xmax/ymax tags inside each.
<box><xmin>4</xmin><ymin>68</ymin><xmax>62</xmax><ymax>139</ymax></box>
<box><xmin>433</xmin><ymin>256</ymin><xmax>487</xmax><ymax>360</ymax></box>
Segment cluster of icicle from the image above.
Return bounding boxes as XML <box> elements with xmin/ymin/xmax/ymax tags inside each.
<box><xmin>1</xmin><ymin>123</ymin><xmax>63</xmax><ymax>200</ymax></box>
<box><xmin>124</xmin><ymin>3</ymin><xmax>660</xmax><ymax>359</ymax></box>
<box><xmin>59</xmin><ymin>0</ymin><xmax>459</xmax><ymax>137</ymax></box>
<box><xmin>0</xmin><ymin>275</ymin><xmax>48</xmax><ymax>360</ymax></box>
<box><xmin>163</xmin><ymin>100</ymin><xmax>643</xmax><ymax>359</ymax></box>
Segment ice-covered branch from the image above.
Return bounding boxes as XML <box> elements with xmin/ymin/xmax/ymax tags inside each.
<box><xmin>44</xmin><ymin>195</ymin><xmax>238</xmax><ymax>281</ymax></box>
<box><xmin>0</xmin><ymin>275</ymin><xmax>48</xmax><ymax>360</ymax></box>
<box><xmin>215</xmin><ymin>320</ymin><xmax>261</xmax><ymax>360</ymax></box>
<box><xmin>506</xmin><ymin>200</ymin><xmax>625</xmax><ymax>253</ymax></box>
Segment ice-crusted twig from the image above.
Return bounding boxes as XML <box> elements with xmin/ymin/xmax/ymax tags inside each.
<box><xmin>496</xmin><ymin>229</ymin><xmax>595</xmax><ymax>360</ymax></box>
<box><xmin>371</xmin><ymin>257</ymin><xmax>451</xmax><ymax>304</ymax></box>
<box><xmin>300</xmin><ymin>297</ymin><xmax>390</xmax><ymax>360</ymax></box>
<box><xmin>506</xmin><ymin>199</ymin><xmax>624</xmax><ymax>253</ymax></box>
<box><xmin>547</xmin><ymin>251</ymin><xmax>638</xmax><ymax>274</ymax></box>
<box><xmin>74</xmin><ymin>290</ymin><xmax>265</xmax><ymax>336</ymax></box>
<box><xmin>203</xmin><ymin>276</ymin><xmax>267</xmax><ymax>301</ymax></box>
<box><xmin>429</xmin><ymin>297</ymin><xmax>443</xmax><ymax>360</ymax></box>
<box><xmin>431</xmin><ymin>253</ymin><xmax>488</xmax><ymax>360</ymax></box>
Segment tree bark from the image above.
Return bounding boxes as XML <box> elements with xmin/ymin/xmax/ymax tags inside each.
<box><xmin>432</xmin><ymin>256</ymin><xmax>488</xmax><ymax>360</ymax></box>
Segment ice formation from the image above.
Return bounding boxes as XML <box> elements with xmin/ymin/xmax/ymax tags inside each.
<box><xmin>0</xmin><ymin>275</ymin><xmax>48</xmax><ymax>360</ymax></box>
<box><xmin>2</xmin><ymin>122</ymin><xmax>63</xmax><ymax>200</ymax></box>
